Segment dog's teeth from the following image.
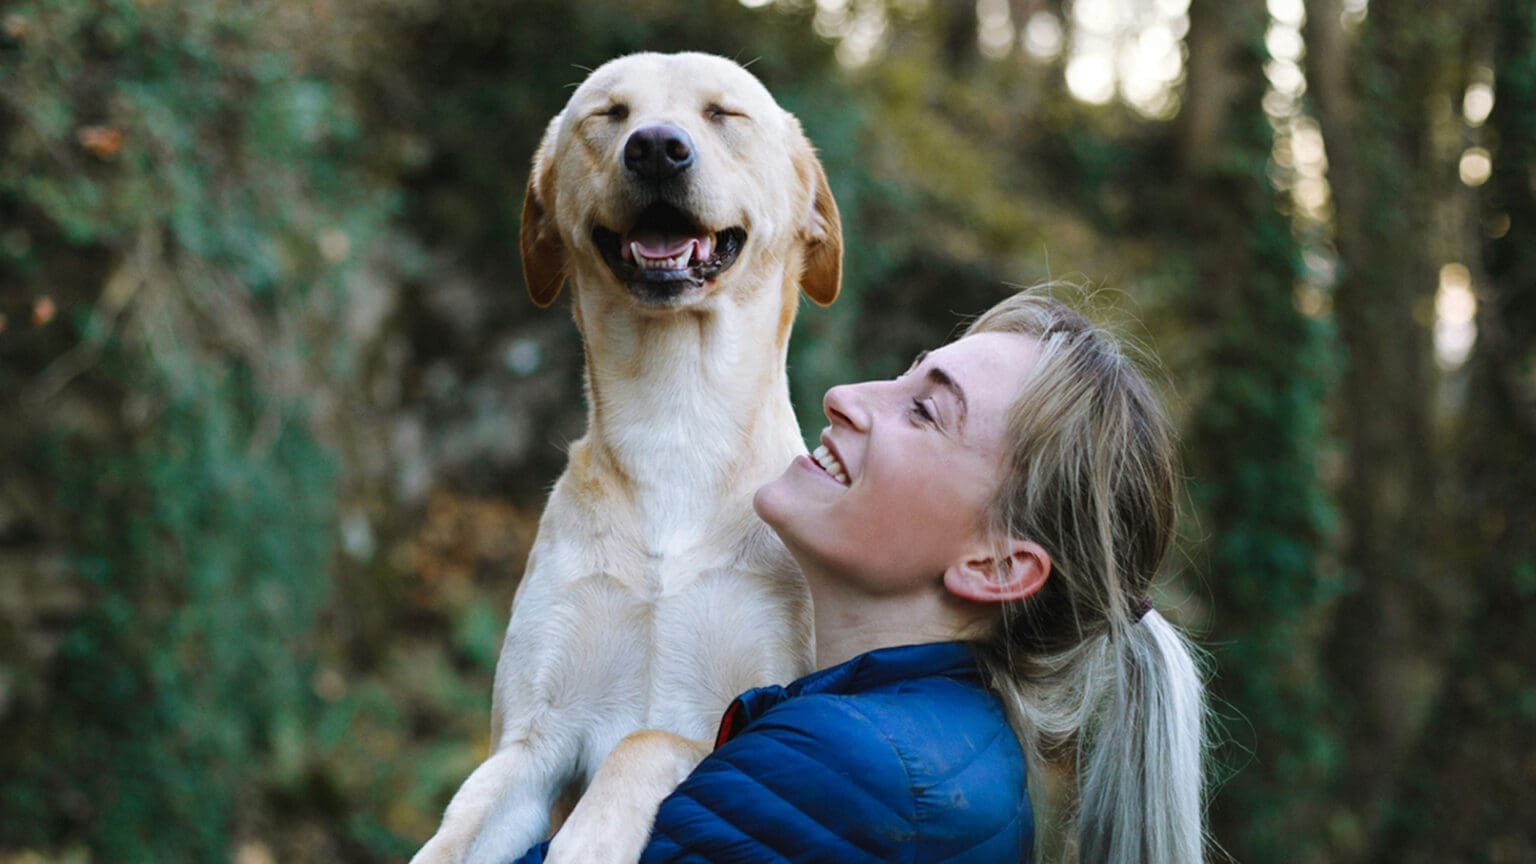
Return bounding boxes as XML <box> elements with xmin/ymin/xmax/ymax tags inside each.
<box><xmin>699</xmin><ymin>235</ymin><xmax>714</xmax><ymax>261</ymax></box>
<box><xmin>630</xmin><ymin>241</ymin><xmax>701</xmax><ymax>271</ymax></box>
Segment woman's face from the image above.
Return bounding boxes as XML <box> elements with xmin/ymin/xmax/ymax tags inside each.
<box><xmin>753</xmin><ymin>331</ymin><xmax>1041</xmax><ymax>596</ymax></box>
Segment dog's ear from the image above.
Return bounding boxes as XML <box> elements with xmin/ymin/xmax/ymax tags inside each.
<box><xmin>793</xmin><ymin>128</ymin><xmax>842</xmax><ymax>307</ymax></box>
<box><xmin>521</xmin><ymin>116</ymin><xmax>567</xmax><ymax>308</ymax></box>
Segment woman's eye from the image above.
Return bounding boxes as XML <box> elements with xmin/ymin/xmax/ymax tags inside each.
<box><xmin>911</xmin><ymin>398</ymin><xmax>935</xmax><ymax>423</ymax></box>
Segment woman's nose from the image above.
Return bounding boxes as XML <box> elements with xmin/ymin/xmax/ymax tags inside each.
<box><xmin>823</xmin><ymin>381</ymin><xmax>872</xmax><ymax>430</ymax></box>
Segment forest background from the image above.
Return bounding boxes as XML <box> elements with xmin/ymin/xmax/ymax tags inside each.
<box><xmin>1</xmin><ymin>0</ymin><xmax>1532</xmax><ymax>861</ymax></box>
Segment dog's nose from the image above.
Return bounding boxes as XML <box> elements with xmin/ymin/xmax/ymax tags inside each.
<box><xmin>623</xmin><ymin>125</ymin><xmax>695</xmax><ymax>180</ymax></box>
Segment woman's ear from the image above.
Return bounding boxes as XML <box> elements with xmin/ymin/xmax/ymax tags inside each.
<box><xmin>944</xmin><ymin>539</ymin><xmax>1051</xmax><ymax>603</ymax></box>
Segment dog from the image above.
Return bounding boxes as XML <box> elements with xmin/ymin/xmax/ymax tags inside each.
<box><xmin>411</xmin><ymin>52</ymin><xmax>841</xmax><ymax>864</ymax></box>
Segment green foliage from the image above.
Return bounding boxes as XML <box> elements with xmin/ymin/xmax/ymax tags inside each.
<box><xmin>1190</xmin><ymin>297</ymin><xmax>1342</xmax><ymax>859</ymax></box>
<box><xmin>0</xmin><ymin>0</ymin><xmax>395</xmax><ymax>858</ymax></box>
<box><xmin>7</xmin><ymin>374</ymin><xmax>337</xmax><ymax>860</ymax></box>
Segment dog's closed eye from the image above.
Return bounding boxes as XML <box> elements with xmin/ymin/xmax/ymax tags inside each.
<box><xmin>704</xmin><ymin>103</ymin><xmax>747</xmax><ymax>122</ymax></box>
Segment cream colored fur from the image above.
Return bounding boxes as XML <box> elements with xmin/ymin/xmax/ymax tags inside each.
<box><xmin>411</xmin><ymin>52</ymin><xmax>841</xmax><ymax>864</ymax></box>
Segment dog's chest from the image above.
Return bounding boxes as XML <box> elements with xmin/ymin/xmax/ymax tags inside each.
<box><xmin>565</xmin><ymin>555</ymin><xmax>809</xmax><ymax>781</ymax></box>
<box><xmin>650</xmin><ymin>563</ymin><xmax>804</xmax><ymax>709</ymax></box>
<box><xmin>611</xmin><ymin>554</ymin><xmax>805</xmax><ymax>714</ymax></box>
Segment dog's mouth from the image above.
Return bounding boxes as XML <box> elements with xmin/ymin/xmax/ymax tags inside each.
<box><xmin>593</xmin><ymin>203</ymin><xmax>746</xmax><ymax>305</ymax></box>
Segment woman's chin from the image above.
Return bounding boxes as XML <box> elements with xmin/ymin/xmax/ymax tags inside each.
<box><xmin>751</xmin><ymin>473</ymin><xmax>791</xmax><ymax>529</ymax></box>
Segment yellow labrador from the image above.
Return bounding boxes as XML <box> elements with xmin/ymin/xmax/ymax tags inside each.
<box><xmin>412</xmin><ymin>52</ymin><xmax>841</xmax><ymax>864</ymax></box>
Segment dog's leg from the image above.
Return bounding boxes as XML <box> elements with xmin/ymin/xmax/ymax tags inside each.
<box><xmin>412</xmin><ymin>738</ymin><xmax>575</xmax><ymax>864</ymax></box>
<box><xmin>545</xmin><ymin>731</ymin><xmax>712</xmax><ymax>864</ymax></box>
<box><xmin>415</xmin><ymin>536</ymin><xmax>650</xmax><ymax>864</ymax></box>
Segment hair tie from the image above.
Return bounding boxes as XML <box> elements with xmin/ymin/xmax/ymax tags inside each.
<box><xmin>1133</xmin><ymin>595</ymin><xmax>1154</xmax><ymax>623</ymax></box>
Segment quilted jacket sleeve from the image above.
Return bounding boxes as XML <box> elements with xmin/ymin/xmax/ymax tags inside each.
<box><xmin>639</xmin><ymin>694</ymin><xmax>914</xmax><ymax>864</ymax></box>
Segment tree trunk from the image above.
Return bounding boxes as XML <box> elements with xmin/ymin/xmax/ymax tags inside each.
<box><xmin>1180</xmin><ymin>1</ymin><xmax>1338</xmax><ymax>860</ymax></box>
<box><xmin>1379</xmin><ymin>1</ymin><xmax>1536</xmax><ymax>859</ymax></box>
<box><xmin>1303</xmin><ymin>1</ymin><xmax>1457</xmax><ymax>854</ymax></box>
<box><xmin>938</xmin><ymin>0</ymin><xmax>982</xmax><ymax>72</ymax></box>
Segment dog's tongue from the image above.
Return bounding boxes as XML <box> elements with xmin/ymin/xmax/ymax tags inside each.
<box><xmin>627</xmin><ymin>230</ymin><xmax>713</xmax><ymax>262</ymax></box>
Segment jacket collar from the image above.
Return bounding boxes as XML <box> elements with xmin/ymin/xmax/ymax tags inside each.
<box><xmin>714</xmin><ymin>641</ymin><xmax>981</xmax><ymax>748</ymax></box>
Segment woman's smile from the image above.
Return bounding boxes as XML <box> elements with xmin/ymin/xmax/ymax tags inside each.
<box><xmin>811</xmin><ymin>438</ymin><xmax>850</xmax><ymax>484</ymax></box>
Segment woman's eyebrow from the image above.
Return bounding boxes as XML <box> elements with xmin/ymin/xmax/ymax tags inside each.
<box><xmin>925</xmin><ymin>365</ymin><xmax>968</xmax><ymax>432</ymax></box>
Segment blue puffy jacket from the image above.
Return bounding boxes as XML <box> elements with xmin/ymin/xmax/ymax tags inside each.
<box><xmin>512</xmin><ymin>641</ymin><xmax>1033</xmax><ymax>863</ymax></box>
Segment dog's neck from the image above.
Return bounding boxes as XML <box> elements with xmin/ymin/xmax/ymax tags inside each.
<box><xmin>570</xmin><ymin>278</ymin><xmax>805</xmax><ymax>527</ymax></box>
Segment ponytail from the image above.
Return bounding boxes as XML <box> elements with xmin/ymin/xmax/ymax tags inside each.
<box><xmin>983</xmin><ymin>610</ymin><xmax>1207</xmax><ymax>864</ymax></box>
<box><xmin>1078</xmin><ymin>611</ymin><xmax>1206</xmax><ymax>863</ymax></box>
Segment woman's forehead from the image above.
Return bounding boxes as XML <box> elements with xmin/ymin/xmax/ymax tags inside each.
<box><xmin>927</xmin><ymin>332</ymin><xmax>1039</xmax><ymax>385</ymax></box>
<box><xmin>926</xmin><ymin>333</ymin><xmax>1040</xmax><ymax>443</ymax></box>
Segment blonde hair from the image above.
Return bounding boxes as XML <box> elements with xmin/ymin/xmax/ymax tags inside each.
<box><xmin>964</xmin><ymin>290</ymin><xmax>1207</xmax><ymax>863</ymax></box>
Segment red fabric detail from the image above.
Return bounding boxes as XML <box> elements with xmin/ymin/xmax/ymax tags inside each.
<box><xmin>714</xmin><ymin>698</ymin><xmax>747</xmax><ymax>749</ymax></box>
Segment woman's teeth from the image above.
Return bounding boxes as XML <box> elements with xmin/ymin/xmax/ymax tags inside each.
<box><xmin>812</xmin><ymin>444</ymin><xmax>849</xmax><ymax>486</ymax></box>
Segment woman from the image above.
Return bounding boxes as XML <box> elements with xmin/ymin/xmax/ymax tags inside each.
<box><xmin>520</xmin><ymin>291</ymin><xmax>1206</xmax><ymax>863</ymax></box>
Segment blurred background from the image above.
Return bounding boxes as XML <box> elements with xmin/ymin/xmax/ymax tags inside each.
<box><xmin>1</xmin><ymin>0</ymin><xmax>1531</xmax><ymax>861</ymax></box>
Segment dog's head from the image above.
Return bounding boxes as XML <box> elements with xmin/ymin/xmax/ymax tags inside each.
<box><xmin>520</xmin><ymin>52</ymin><xmax>841</xmax><ymax>311</ymax></box>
